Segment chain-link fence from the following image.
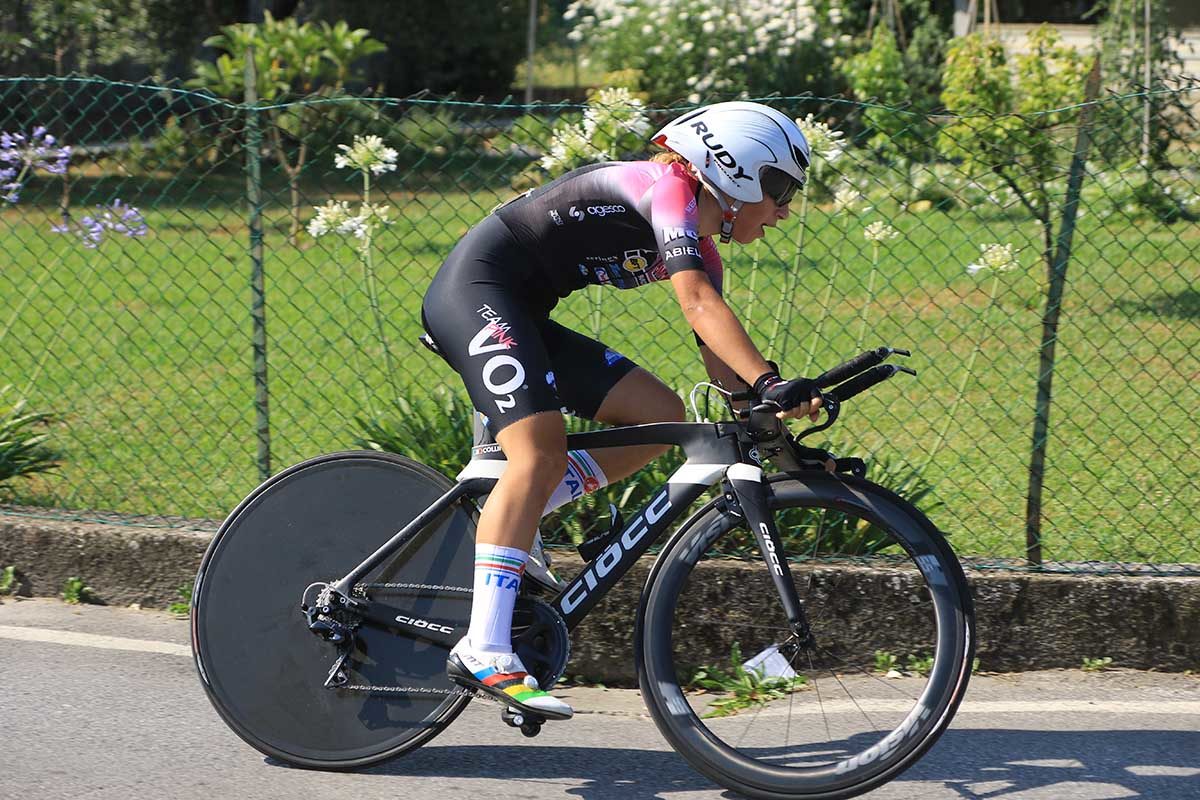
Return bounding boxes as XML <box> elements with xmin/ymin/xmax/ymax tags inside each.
<box><xmin>1</xmin><ymin>75</ymin><xmax>1197</xmax><ymax>573</ymax></box>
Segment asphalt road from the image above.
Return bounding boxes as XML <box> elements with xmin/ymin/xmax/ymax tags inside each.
<box><xmin>2</xmin><ymin>598</ymin><xmax>1198</xmax><ymax>800</ymax></box>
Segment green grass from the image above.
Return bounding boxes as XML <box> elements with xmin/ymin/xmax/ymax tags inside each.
<box><xmin>1081</xmin><ymin>656</ymin><xmax>1114</xmax><ymax>672</ymax></box>
<box><xmin>62</xmin><ymin>576</ymin><xmax>97</xmax><ymax>604</ymax></box>
<box><xmin>0</xmin><ymin>565</ymin><xmax>17</xmax><ymax>595</ymax></box>
<box><xmin>168</xmin><ymin>583</ymin><xmax>192</xmax><ymax>616</ymax></box>
<box><xmin>0</xmin><ymin>160</ymin><xmax>1197</xmax><ymax>568</ymax></box>
<box><xmin>688</xmin><ymin>642</ymin><xmax>809</xmax><ymax>718</ymax></box>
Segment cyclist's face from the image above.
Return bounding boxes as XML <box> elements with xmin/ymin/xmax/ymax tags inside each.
<box><xmin>730</xmin><ymin>196</ymin><xmax>792</xmax><ymax>244</ymax></box>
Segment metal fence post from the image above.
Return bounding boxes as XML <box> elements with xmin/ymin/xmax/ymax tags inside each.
<box><xmin>245</xmin><ymin>48</ymin><xmax>271</xmax><ymax>481</ymax></box>
<box><xmin>1023</xmin><ymin>56</ymin><xmax>1102</xmax><ymax>566</ymax></box>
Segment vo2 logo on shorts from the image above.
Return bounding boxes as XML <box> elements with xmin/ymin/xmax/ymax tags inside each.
<box><xmin>470</xmin><ymin>305</ymin><xmax>526</xmax><ymax>414</ymax></box>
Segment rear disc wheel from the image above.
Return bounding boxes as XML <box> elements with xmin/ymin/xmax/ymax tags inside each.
<box><xmin>191</xmin><ymin>451</ymin><xmax>478</xmax><ymax>769</ymax></box>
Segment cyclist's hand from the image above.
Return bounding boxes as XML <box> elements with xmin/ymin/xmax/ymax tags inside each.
<box><xmin>753</xmin><ymin>373</ymin><xmax>824</xmax><ymax>422</ymax></box>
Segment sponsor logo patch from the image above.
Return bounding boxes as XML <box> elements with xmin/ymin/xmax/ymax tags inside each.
<box><xmin>622</xmin><ymin>249</ymin><xmax>651</xmax><ymax>273</ymax></box>
<box><xmin>548</xmin><ymin>209</ymin><xmax>563</xmax><ymax>226</ymax></box>
<box><xmin>661</xmin><ymin>225</ymin><xmax>699</xmax><ymax>242</ymax></box>
<box><xmin>587</xmin><ymin>204</ymin><xmax>626</xmax><ymax>217</ymax></box>
<box><xmin>663</xmin><ymin>245</ymin><xmax>702</xmax><ymax>261</ymax></box>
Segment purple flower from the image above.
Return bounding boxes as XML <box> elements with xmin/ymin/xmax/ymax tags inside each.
<box><xmin>98</xmin><ymin>198</ymin><xmax>148</xmax><ymax>238</ymax></box>
<box><xmin>0</xmin><ymin>126</ymin><xmax>72</xmax><ymax>179</ymax></box>
<box><xmin>1</xmin><ymin>166</ymin><xmax>18</xmax><ymax>203</ymax></box>
<box><xmin>50</xmin><ymin>199</ymin><xmax>148</xmax><ymax>247</ymax></box>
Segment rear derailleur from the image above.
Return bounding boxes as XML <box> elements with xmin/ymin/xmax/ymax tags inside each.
<box><xmin>301</xmin><ymin>582</ymin><xmax>360</xmax><ymax>688</ymax></box>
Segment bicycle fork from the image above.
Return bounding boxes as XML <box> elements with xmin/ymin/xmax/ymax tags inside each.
<box><xmin>724</xmin><ymin>465</ymin><xmax>815</xmax><ymax>649</ymax></box>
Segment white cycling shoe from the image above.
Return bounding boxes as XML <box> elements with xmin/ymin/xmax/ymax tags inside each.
<box><xmin>446</xmin><ymin>638</ymin><xmax>574</xmax><ymax>720</ymax></box>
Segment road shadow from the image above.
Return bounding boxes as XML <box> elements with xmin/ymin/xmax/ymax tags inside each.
<box><xmin>265</xmin><ymin>727</ymin><xmax>1200</xmax><ymax>799</ymax></box>
<box><xmin>905</xmin><ymin>727</ymin><xmax>1200</xmax><ymax>799</ymax></box>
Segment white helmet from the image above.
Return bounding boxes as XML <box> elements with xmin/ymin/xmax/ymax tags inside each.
<box><xmin>652</xmin><ymin>101</ymin><xmax>811</xmax><ymax>242</ymax></box>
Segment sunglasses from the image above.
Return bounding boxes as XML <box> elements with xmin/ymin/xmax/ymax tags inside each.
<box><xmin>761</xmin><ymin>167</ymin><xmax>805</xmax><ymax>207</ymax></box>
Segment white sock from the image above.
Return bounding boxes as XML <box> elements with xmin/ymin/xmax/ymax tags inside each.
<box><xmin>467</xmin><ymin>543</ymin><xmax>528</xmax><ymax>654</ymax></box>
<box><xmin>541</xmin><ymin>449</ymin><xmax>608</xmax><ymax>517</ymax></box>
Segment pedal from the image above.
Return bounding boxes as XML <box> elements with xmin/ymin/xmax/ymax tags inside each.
<box><xmin>501</xmin><ymin>706</ymin><xmax>545</xmax><ymax>737</ymax></box>
<box><xmin>577</xmin><ymin>503</ymin><xmax>623</xmax><ymax>562</ymax></box>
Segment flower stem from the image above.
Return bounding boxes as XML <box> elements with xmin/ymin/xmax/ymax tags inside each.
<box><xmin>855</xmin><ymin>243</ymin><xmax>880</xmax><ymax>350</ymax></box>
<box><xmin>803</xmin><ymin>209</ymin><xmax>847</xmax><ymax>374</ymax></box>
<box><xmin>745</xmin><ymin>239</ymin><xmax>761</xmax><ymax>330</ymax></box>
<box><xmin>923</xmin><ymin>271</ymin><xmax>1002</xmax><ymax>470</ymax></box>
<box><xmin>358</xmin><ymin>170</ymin><xmax>401</xmax><ymax>404</ymax></box>
<box><xmin>769</xmin><ymin>169</ymin><xmax>815</xmax><ymax>359</ymax></box>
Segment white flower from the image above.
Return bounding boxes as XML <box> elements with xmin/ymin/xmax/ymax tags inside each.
<box><xmin>334</xmin><ymin>134</ymin><xmax>398</xmax><ymax>175</ymax></box>
<box><xmin>795</xmin><ymin>113</ymin><xmax>846</xmax><ymax>165</ymax></box>
<box><xmin>863</xmin><ymin>221</ymin><xmax>899</xmax><ymax>243</ymax></box>
<box><xmin>308</xmin><ymin>199</ymin><xmax>392</xmax><ymax>241</ymax></box>
<box><xmin>833</xmin><ymin>181</ymin><xmax>865</xmax><ymax>211</ymax></box>
<box><xmin>307</xmin><ymin>200</ymin><xmax>355</xmax><ymax>238</ymax></box>
<box><xmin>966</xmin><ymin>243</ymin><xmax>1019</xmax><ymax>275</ymax></box>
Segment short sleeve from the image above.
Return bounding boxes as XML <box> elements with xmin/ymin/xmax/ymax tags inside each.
<box><xmin>650</xmin><ymin>163</ymin><xmax>711</xmax><ymax>283</ymax></box>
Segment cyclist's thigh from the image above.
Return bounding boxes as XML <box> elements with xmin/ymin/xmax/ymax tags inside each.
<box><xmin>537</xmin><ymin>320</ymin><xmax>641</xmax><ymax>421</ymax></box>
<box><xmin>422</xmin><ymin>223</ymin><xmax>561</xmax><ymax>436</ymax></box>
<box><xmin>592</xmin><ymin>366</ymin><xmax>686</xmax><ymax>425</ymax></box>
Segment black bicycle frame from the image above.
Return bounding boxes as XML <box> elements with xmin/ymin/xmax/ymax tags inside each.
<box><xmin>329</xmin><ymin>420</ymin><xmax>809</xmax><ymax>647</ymax></box>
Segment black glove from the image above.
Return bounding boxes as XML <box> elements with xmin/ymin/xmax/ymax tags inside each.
<box><xmin>753</xmin><ymin>371</ymin><xmax>822</xmax><ymax>411</ymax></box>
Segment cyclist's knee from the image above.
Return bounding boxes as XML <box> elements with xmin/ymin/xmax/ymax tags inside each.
<box><xmin>496</xmin><ymin>412</ymin><xmax>568</xmax><ymax>491</ymax></box>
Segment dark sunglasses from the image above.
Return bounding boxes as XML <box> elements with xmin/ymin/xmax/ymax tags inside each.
<box><xmin>761</xmin><ymin>166</ymin><xmax>805</xmax><ymax>207</ymax></box>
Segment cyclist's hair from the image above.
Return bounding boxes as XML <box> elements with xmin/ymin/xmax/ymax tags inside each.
<box><xmin>650</xmin><ymin>149</ymin><xmax>689</xmax><ymax>167</ymax></box>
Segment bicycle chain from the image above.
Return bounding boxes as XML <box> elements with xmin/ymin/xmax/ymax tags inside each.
<box><xmin>337</xmin><ymin>582</ymin><xmax>491</xmax><ymax>701</ymax></box>
<box><xmin>352</xmin><ymin>582</ymin><xmax>472</xmax><ymax>596</ymax></box>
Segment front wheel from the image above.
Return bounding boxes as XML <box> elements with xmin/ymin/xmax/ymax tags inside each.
<box><xmin>637</xmin><ymin>473</ymin><xmax>974</xmax><ymax>800</ymax></box>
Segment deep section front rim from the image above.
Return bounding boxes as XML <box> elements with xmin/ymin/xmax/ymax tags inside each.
<box><xmin>638</xmin><ymin>473</ymin><xmax>974</xmax><ymax>799</ymax></box>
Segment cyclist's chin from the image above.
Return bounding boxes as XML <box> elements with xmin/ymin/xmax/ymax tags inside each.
<box><xmin>733</xmin><ymin>225</ymin><xmax>765</xmax><ymax>245</ymax></box>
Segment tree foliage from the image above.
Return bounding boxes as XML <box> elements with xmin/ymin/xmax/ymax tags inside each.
<box><xmin>0</xmin><ymin>0</ymin><xmax>247</xmax><ymax>79</ymax></box>
<box><xmin>298</xmin><ymin>0</ymin><xmax>527</xmax><ymax>98</ymax></box>
<box><xmin>187</xmin><ymin>11</ymin><xmax>386</xmax><ymax>243</ymax></box>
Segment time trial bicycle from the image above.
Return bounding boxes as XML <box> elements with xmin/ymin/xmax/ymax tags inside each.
<box><xmin>191</xmin><ymin>344</ymin><xmax>974</xmax><ymax>800</ymax></box>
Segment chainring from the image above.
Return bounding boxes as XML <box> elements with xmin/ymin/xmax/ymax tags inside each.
<box><xmin>512</xmin><ymin>595</ymin><xmax>571</xmax><ymax>691</ymax></box>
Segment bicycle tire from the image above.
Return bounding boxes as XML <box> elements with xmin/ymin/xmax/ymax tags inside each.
<box><xmin>637</xmin><ymin>472</ymin><xmax>974</xmax><ymax>800</ymax></box>
<box><xmin>191</xmin><ymin>450</ymin><xmax>478</xmax><ymax>769</ymax></box>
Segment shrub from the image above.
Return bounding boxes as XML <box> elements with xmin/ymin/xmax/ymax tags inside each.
<box><xmin>393</xmin><ymin>106</ymin><xmax>466</xmax><ymax>157</ymax></box>
<box><xmin>0</xmin><ymin>385</ymin><xmax>62</xmax><ymax>498</ymax></box>
<box><xmin>564</xmin><ymin>0</ymin><xmax>846</xmax><ymax>104</ymax></box>
<box><xmin>354</xmin><ymin>387</ymin><xmax>475</xmax><ymax>480</ymax></box>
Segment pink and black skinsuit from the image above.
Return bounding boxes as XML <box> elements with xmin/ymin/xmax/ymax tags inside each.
<box><xmin>421</xmin><ymin>160</ymin><xmax>723</xmax><ymax>435</ymax></box>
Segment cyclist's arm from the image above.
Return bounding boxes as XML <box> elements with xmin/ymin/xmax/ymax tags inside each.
<box><xmin>670</xmin><ymin>269</ymin><xmax>772</xmax><ymax>386</ymax></box>
<box><xmin>698</xmin><ymin>343</ymin><xmax>748</xmax><ymax>392</ymax></box>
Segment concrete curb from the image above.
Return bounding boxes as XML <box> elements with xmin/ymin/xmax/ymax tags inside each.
<box><xmin>3</xmin><ymin>512</ymin><xmax>1197</xmax><ymax>684</ymax></box>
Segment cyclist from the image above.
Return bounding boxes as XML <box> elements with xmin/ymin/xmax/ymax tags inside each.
<box><xmin>422</xmin><ymin>101</ymin><xmax>823</xmax><ymax>721</ymax></box>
